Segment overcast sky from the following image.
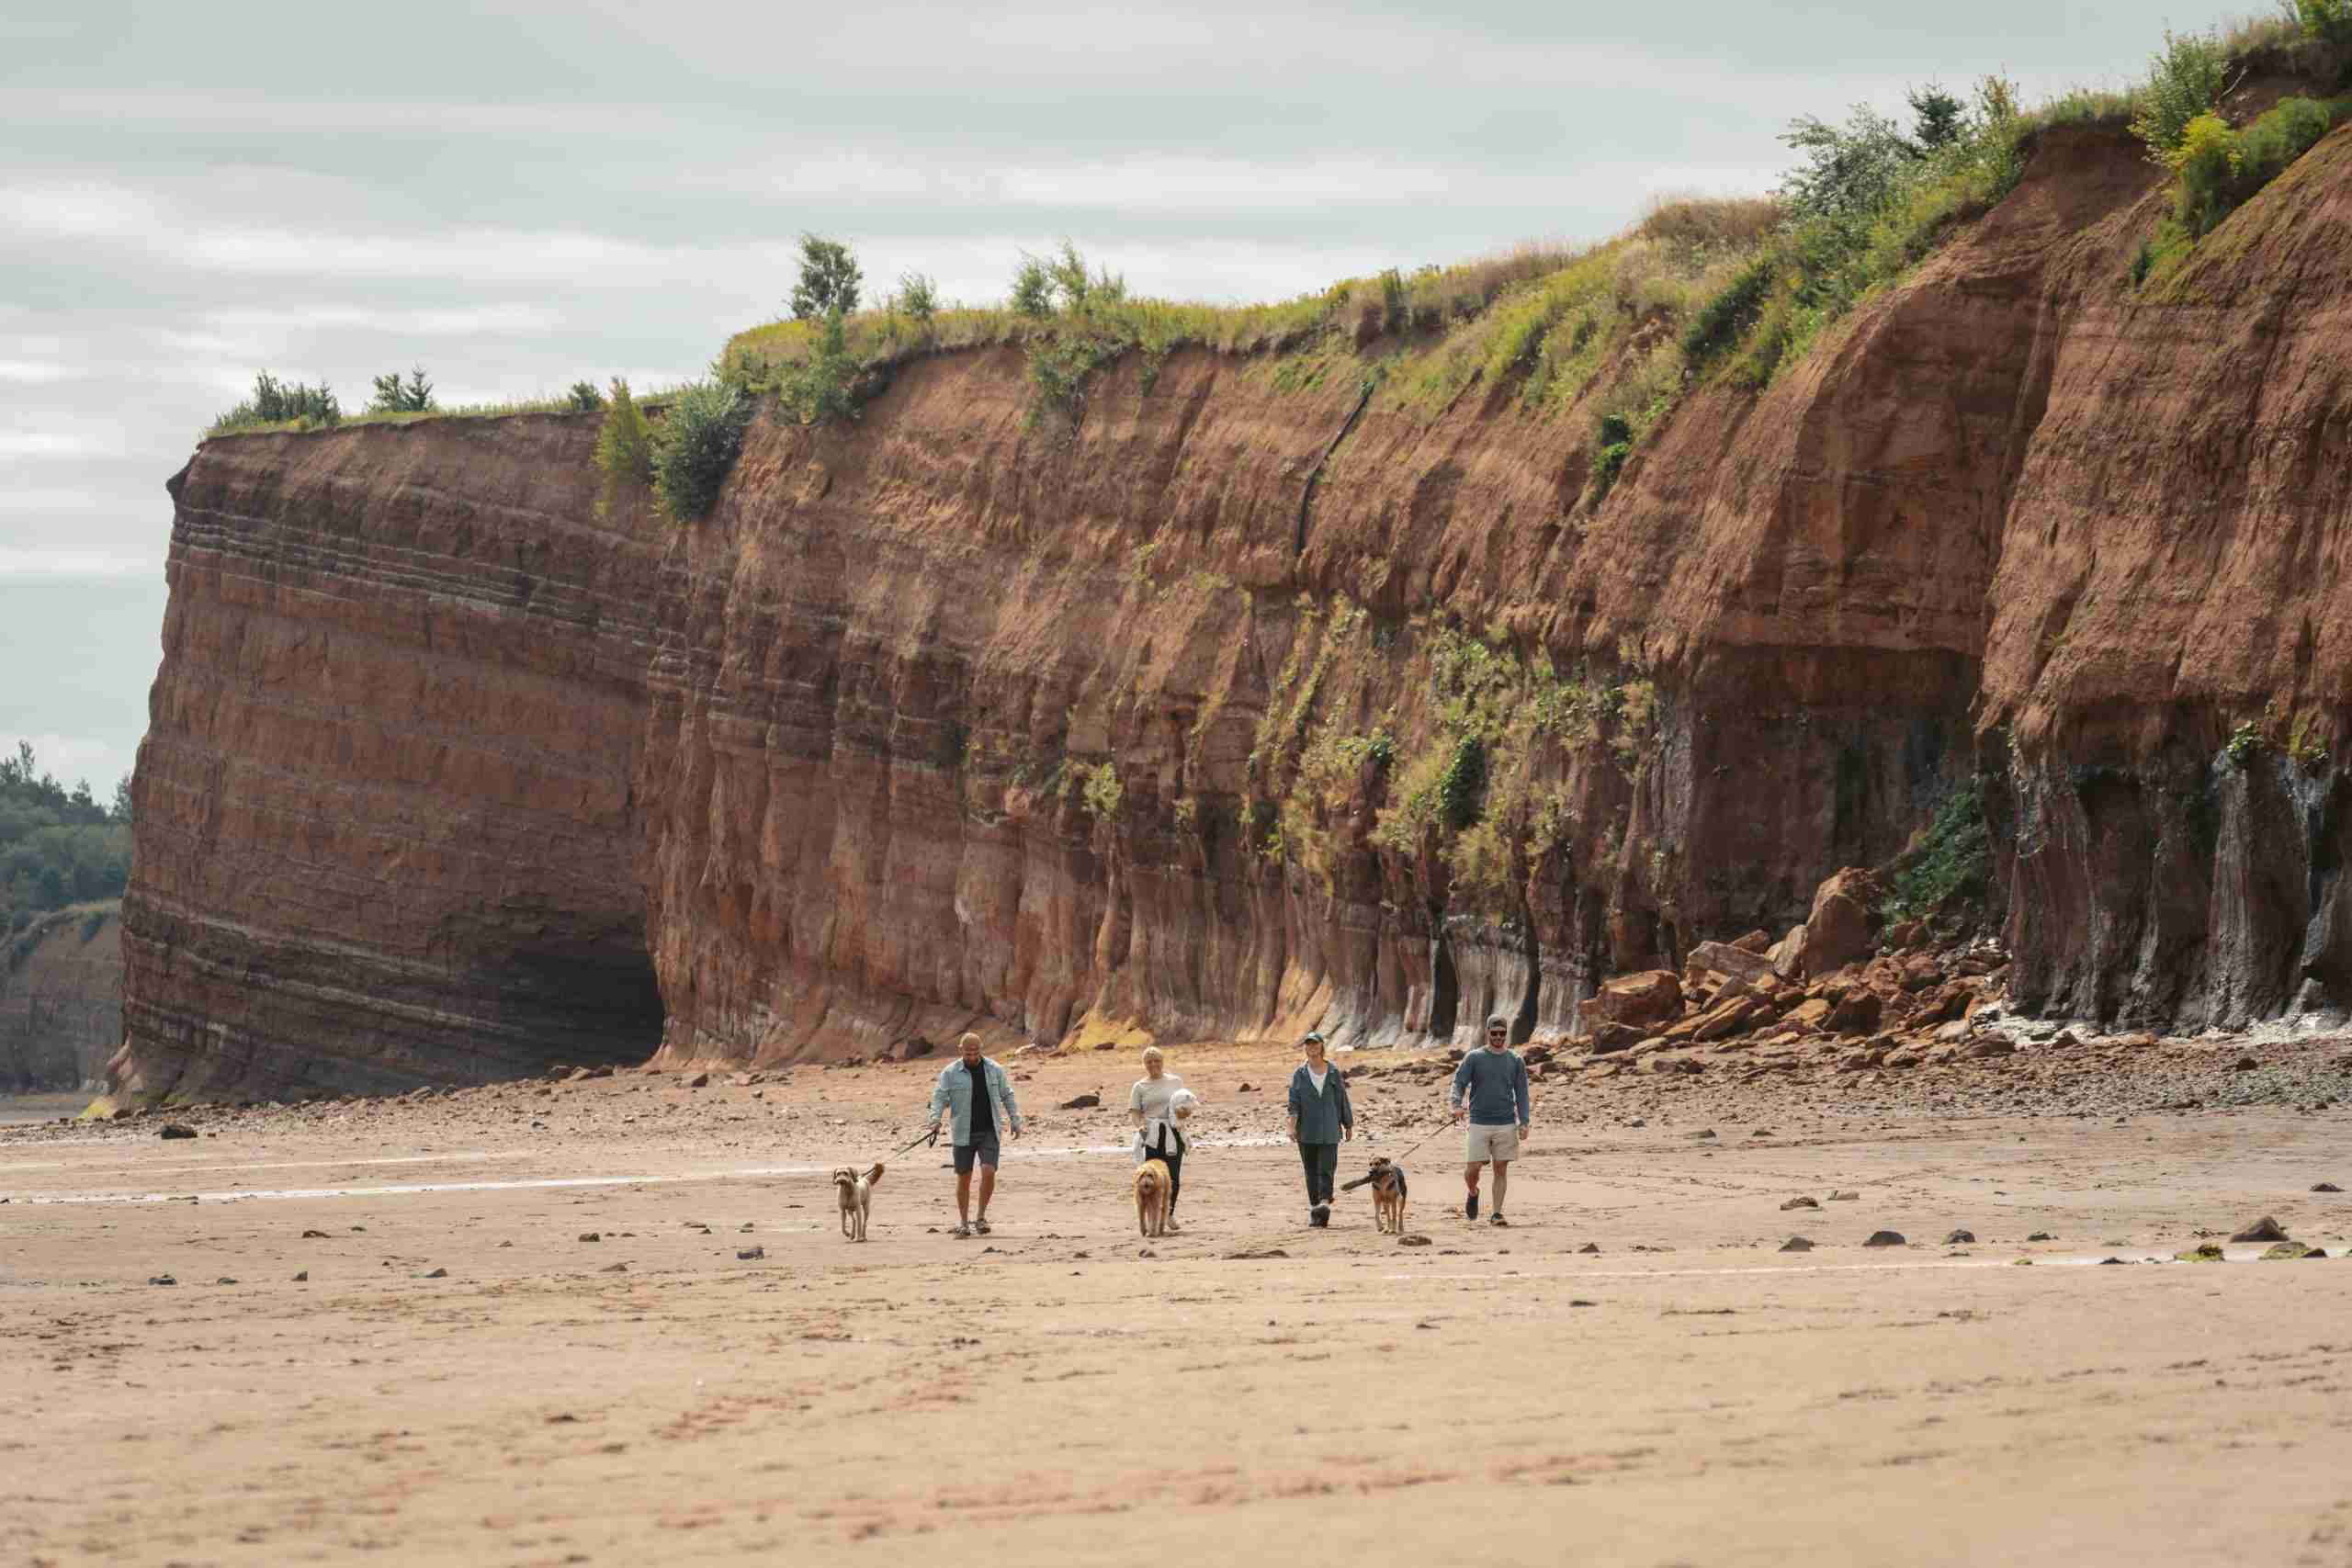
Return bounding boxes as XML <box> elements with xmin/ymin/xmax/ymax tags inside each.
<box><xmin>2</xmin><ymin>0</ymin><xmax>2204</xmax><ymax>793</ymax></box>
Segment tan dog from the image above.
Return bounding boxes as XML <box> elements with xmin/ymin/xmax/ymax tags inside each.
<box><xmin>833</xmin><ymin>1162</ymin><xmax>884</xmax><ymax>1241</ymax></box>
<box><xmin>1134</xmin><ymin>1158</ymin><xmax>1172</xmax><ymax>1237</ymax></box>
<box><xmin>1343</xmin><ymin>1156</ymin><xmax>1409</xmax><ymax>1233</ymax></box>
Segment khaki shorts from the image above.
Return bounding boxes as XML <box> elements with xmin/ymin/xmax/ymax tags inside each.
<box><xmin>1464</xmin><ymin>1123</ymin><xmax>1521</xmax><ymax>1163</ymax></box>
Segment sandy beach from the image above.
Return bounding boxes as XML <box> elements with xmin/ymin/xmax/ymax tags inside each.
<box><xmin>6</xmin><ymin>1038</ymin><xmax>2350</xmax><ymax>1566</ymax></box>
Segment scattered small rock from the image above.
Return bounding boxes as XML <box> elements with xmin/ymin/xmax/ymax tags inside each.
<box><xmin>292</xmin><ymin>1270</ymin><xmax>309</xmax><ymax>1282</ymax></box>
<box><xmin>420</xmin><ymin>1268</ymin><xmax>448</xmax><ymax>1279</ymax></box>
<box><xmin>1827</xmin><ymin>1190</ymin><xmax>1860</xmax><ymax>1202</ymax></box>
<box><xmin>599</xmin><ymin>1261</ymin><xmax>628</xmax><ymax>1273</ymax></box>
<box><xmin>737</xmin><ymin>1247</ymin><xmax>764</xmax><ymax>1260</ymax></box>
<box><xmin>2026</xmin><ymin>1231</ymin><xmax>2054</xmax><ymax>1242</ymax></box>
<box><xmin>1945</xmin><ymin>1230</ymin><xmax>1975</xmax><ymax>1245</ymax></box>
<box><xmin>1690</xmin><ymin>1129</ymin><xmax>1717</xmax><ymax>1141</ymax></box>
<box><xmin>1750</xmin><ymin>1129</ymin><xmax>1772</xmax><ymax>1138</ymax></box>
<box><xmin>1781</xmin><ymin>1196</ymin><xmax>1819</xmax><ymax>1211</ymax></box>
<box><xmin>2098</xmin><ymin>1258</ymin><xmax>2127</xmax><ymax>1266</ymax></box>
<box><xmin>2313</xmin><ymin>1183</ymin><xmax>2343</xmax><ymax>1193</ymax></box>
<box><xmin>1236</xmin><ymin>1082</ymin><xmax>1255</xmax><ymax>1093</ymax></box>
<box><xmin>300</xmin><ymin>1228</ymin><xmax>329</xmax><ymax>1239</ymax></box>
<box><xmin>1780</xmin><ymin>1236</ymin><xmax>1815</xmax><ymax>1252</ymax></box>
<box><xmin>579</xmin><ymin>1232</ymin><xmax>601</xmax><ymax>1243</ymax></box>
<box><xmin>1057</xmin><ymin>1092</ymin><xmax>1101</xmax><ymax>1111</ymax></box>
<box><xmin>1223</xmin><ymin>1247</ymin><xmax>1290</xmax><ymax>1260</ymax></box>
<box><xmin>2261</xmin><ymin>1241</ymin><xmax>2316</xmax><ymax>1261</ymax></box>
<box><xmin>1577</xmin><ymin>1242</ymin><xmax>1600</xmax><ymax>1254</ymax></box>
<box><xmin>215</xmin><ymin>1276</ymin><xmax>238</xmax><ymax>1285</ymax></box>
<box><xmin>2230</xmin><ymin>1215</ymin><xmax>2288</xmax><ymax>1243</ymax></box>
<box><xmin>2230</xmin><ymin>1056</ymin><xmax>2258</xmax><ymax>1072</ymax></box>
<box><xmin>158</xmin><ymin>1124</ymin><xmax>198</xmax><ymax>1140</ymax></box>
<box><xmin>1397</xmin><ymin>1234</ymin><xmax>1431</xmax><ymax>1247</ymax></box>
<box><xmin>684</xmin><ymin>1071</ymin><xmax>710</xmax><ymax>1089</ymax></box>
<box><xmin>147</xmin><ymin>1275</ymin><xmax>176</xmax><ymax>1286</ymax></box>
<box><xmin>1863</xmin><ymin>1230</ymin><xmax>1906</xmax><ymax>1247</ymax></box>
<box><xmin>2176</xmin><ymin>1243</ymin><xmax>2226</xmax><ymax>1263</ymax></box>
<box><xmin>1568</xmin><ymin>1299</ymin><xmax>1598</xmax><ymax>1307</ymax></box>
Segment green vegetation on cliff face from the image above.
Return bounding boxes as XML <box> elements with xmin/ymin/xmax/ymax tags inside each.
<box><xmin>2</xmin><ymin>743</ymin><xmax>130</xmax><ymax>942</ymax></box>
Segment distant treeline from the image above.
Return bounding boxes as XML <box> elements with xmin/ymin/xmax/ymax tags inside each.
<box><xmin>1</xmin><ymin>742</ymin><xmax>131</xmax><ymax>937</ymax></box>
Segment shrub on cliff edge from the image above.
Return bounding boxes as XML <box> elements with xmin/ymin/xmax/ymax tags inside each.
<box><xmin>209</xmin><ymin>371</ymin><xmax>342</xmax><ymax>434</ymax></box>
<box><xmin>593</xmin><ymin>378</ymin><xmax>654</xmax><ymax>515</ymax></box>
<box><xmin>368</xmin><ymin>366</ymin><xmax>435</xmax><ymax>414</ymax></box>
<box><xmin>2129</xmin><ymin>28</ymin><xmax>2233</xmax><ymax>164</ymax></box>
<box><xmin>650</xmin><ymin>380</ymin><xmax>752</xmax><ymax>523</ymax></box>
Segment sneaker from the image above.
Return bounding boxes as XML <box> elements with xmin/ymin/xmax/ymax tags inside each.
<box><xmin>952</xmin><ymin>1222</ymin><xmax>973</xmax><ymax>1238</ymax></box>
<box><xmin>1465</xmin><ymin>1191</ymin><xmax>1479</xmax><ymax>1222</ymax></box>
<box><xmin>974</xmin><ymin>1217</ymin><xmax>991</xmax><ymax>1235</ymax></box>
<box><xmin>1489</xmin><ymin>1213</ymin><xmax>1510</xmax><ymax>1227</ymax></box>
<box><xmin>1310</xmin><ymin>1204</ymin><xmax>1329</xmax><ymax>1228</ymax></box>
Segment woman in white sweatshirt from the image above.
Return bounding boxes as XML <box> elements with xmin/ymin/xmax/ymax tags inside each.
<box><xmin>1129</xmin><ymin>1045</ymin><xmax>1190</xmax><ymax>1232</ymax></box>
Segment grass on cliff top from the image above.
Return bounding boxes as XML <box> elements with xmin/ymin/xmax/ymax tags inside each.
<box><xmin>716</xmin><ymin>239</ymin><xmax>1601</xmax><ymax>389</ymax></box>
<box><xmin>205</xmin><ymin>386</ymin><xmax>688</xmax><ymax>440</ymax></box>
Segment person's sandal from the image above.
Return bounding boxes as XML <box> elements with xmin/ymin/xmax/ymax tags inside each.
<box><xmin>1489</xmin><ymin>1213</ymin><xmax>1510</xmax><ymax>1227</ymax></box>
<box><xmin>952</xmin><ymin>1222</ymin><xmax>973</xmax><ymax>1238</ymax></box>
<box><xmin>974</xmin><ymin>1217</ymin><xmax>992</xmax><ymax>1235</ymax></box>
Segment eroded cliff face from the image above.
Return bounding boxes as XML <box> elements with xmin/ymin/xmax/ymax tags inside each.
<box><xmin>119</xmin><ymin>420</ymin><xmax>667</xmax><ymax>1097</ymax></box>
<box><xmin>115</xmin><ymin>121</ymin><xmax>2352</xmax><ymax>1096</ymax></box>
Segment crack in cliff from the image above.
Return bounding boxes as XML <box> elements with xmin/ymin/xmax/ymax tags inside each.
<box><xmin>1294</xmin><ymin>381</ymin><xmax>1375</xmax><ymax>558</ymax></box>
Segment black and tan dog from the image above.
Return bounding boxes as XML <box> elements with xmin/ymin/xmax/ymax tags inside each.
<box><xmin>833</xmin><ymin>1162</ymin><xmax>884</xmax><ymax>1242</ymax></box>
<box><xmin>1340</xmin><ymin>1156</ymin><xmax>1408</xmax><ymax>1234</ymax></box>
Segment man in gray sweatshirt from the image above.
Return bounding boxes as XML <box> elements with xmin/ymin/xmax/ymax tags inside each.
<box><xmin>1449</xmin><ymin>1013</ymin><xmax>1532</xmax><ymax>1225</ymax></box>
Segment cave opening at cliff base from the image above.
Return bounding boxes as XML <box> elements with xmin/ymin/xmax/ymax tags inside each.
<box><xmin>503</xmin><ymin>933</ymin><xmax>666</xmax><ymax>1073</ymax></box>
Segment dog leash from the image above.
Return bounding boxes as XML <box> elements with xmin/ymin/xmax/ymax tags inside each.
<box><xmin>884</xmin><ymin>1122</ymin><xmax>943</xmax><ymax>1160</ymax></box>
<box><xmin>1381</xmin><ymin>1117</ymin><xmax>1455</xmax><ymax>1165</ymax></box>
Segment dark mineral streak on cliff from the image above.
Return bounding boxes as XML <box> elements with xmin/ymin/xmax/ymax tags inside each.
<box><xmin>111</xmin><ymin>123</ymin><xmax>2352</xmax><ymax>1098</ymax></box>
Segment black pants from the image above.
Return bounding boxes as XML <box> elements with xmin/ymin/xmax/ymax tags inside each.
<box><xmin>1299</xmin><ymin>1142</ymin><xmax>1338</xmax><ymax>1206</ymax></box>
<box><xmin>1142</xmin><ymin>1134</ymin><xmax>1183</xmax><ymax>1208</ymax></box>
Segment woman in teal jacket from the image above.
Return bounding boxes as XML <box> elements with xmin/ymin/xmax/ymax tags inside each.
<box><xmin>1286</xmin><ymin>1032</ymin><xmax>1353</xmax><ymax>1227</ymax></box>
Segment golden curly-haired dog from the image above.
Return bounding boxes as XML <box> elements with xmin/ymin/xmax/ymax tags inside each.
<box><xmin>1133</xmin><ymin>1157</ymin><xmax>1172</xmax><ymax>1237</ymax></box>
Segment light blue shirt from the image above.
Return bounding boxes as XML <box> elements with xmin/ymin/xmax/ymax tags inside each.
<box><xmin>927</xmin><ymin>1056</ymin><xmax>1023</xmax><ymax>1144</ymax></box>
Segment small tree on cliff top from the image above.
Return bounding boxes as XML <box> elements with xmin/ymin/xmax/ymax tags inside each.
<box><xmin>593</xmin><ymin>378</ymin><xmax>654</xmax><ymax>516</ymax></box>
<box><xmin>368</xmin><ymin>365</ymin><xmax>435</xmax><ymax>413</ymax></box>
<box><xmin>790</xmin><ymin>233</ymin><xmax>863</xmax><ymax>321</ymax></box>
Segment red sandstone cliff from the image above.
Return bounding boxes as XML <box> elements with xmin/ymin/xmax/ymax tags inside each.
<box><xmin>115</xmin><ymin>119</ymin><xmax>2352</xmax><ymax>1097</ymax></box>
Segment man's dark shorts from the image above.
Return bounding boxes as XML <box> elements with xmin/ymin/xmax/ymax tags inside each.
<box><xmin>953</xmin><ymin>1132</ymin><xmax>1001</xmax><ymax>1175</ymax></box>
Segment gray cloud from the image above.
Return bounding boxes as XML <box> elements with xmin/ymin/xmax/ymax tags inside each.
<box><xmin>2</xmin><ymin>0</ymin><xmax>2190</xmax><ymax>777</ymax></box>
